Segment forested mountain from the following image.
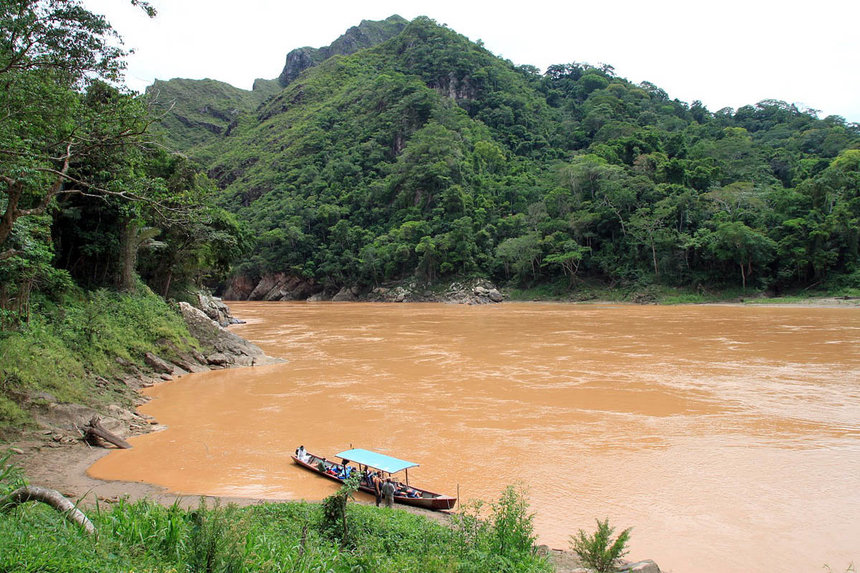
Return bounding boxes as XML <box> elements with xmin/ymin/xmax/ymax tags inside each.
<box><xmin>146</xmin><ymin>15</ymin><xmax>408</xmax><ymax>157</ymax></box>
<box><xmin>145</xmin><ymin>77</ymin><xmax>279</xmax><ymax>155</ymax></box>
<box><xmin>155</xmin><ymin>16</ymin><xmax>858</xmax><ymax>297</ymax></box>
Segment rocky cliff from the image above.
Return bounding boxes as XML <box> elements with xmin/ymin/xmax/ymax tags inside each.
<box><xmin>276</xmin><ymin>15</ymin><xmax>408</xmax><ymax>87</ymax></box>
<box><xmin>221</xmin><ymin>274</ymin><xmax>504</xmax><ymax>305</ymax></box>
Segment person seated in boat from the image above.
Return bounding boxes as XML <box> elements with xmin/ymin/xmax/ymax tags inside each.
<box><xmin>395</xmin><ymin>484</ymin><xmax>420</xmax><ymax>498</ymax></box>
<box><xmin>296</xmin><ymin>445</ymin><xmax>309</xmax><ymax>463</ymax></box>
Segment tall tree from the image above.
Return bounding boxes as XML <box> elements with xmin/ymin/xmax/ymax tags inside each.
<box><xmin>0</xmin><ymin>0</ymin><xmax>155</xmax><ymax>262</ymax></box>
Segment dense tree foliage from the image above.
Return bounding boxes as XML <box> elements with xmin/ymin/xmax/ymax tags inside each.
<box><xmin>0</xmin><ymin>0</ymin><xmax>249</xmax><ymax>326</ymax></box>
<box><xmin>163</xmin><ymin>17</ymin><xmax>858</xmax><ymax>295</ymax></box>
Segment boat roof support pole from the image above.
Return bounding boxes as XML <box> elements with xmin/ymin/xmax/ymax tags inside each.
<box><xmin>406</xmin><ymin>468</ymin><xmax>409</xmax><ymax>486</ymax></box>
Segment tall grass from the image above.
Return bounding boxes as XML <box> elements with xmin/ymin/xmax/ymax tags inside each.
<box><xmin>0</xmin><ymin>485</ymin><xmax>552</xmax><ymax>572</ymax></box>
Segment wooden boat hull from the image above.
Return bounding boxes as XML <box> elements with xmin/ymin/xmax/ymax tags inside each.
<box><xmin>291</xmin><ymin>454</ymin><xmax>456</xmax><ymax>511</ymax></box>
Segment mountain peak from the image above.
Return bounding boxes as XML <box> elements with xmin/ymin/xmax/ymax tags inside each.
<box><xmin>277</xmin><ymin>15</ymin><xmax>408</xmax><ymax>87</ymax></box>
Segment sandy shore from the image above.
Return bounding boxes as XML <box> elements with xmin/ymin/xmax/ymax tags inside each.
<box><xmin>9</xmin><ymin>430</ymin><xmax>257</xmax><ymax>509</ymax></box>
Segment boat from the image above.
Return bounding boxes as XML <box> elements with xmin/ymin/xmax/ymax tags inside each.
<box><xmin>291</xmin><ymin>447</ymin><xmax>457</xmax><ymax>511</ymax></box>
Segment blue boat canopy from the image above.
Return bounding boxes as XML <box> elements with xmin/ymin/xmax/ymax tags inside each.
<box><xmin>336</xmin><ymin>448</ymin><xmax>418</xmax><ymax>474</ymax></box>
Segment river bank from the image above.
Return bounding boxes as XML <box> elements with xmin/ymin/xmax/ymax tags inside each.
<box><xmin>220</xmin><ymin>271</ymin><xmax>860</xmax><ymax>307</ymax></box>
<box><xmin>5</xmin><ymin>294</ymin><xmax>284</xmax><ymax>507</ymax></box>
<box><xmin>7</xmin><ymin>297</ymin><xmax>857</xmax><ymax>571</ymax></box>
<box><xmin>1</xmin><ymin>296</ymin><xmax>675</xmax><ymax>572</ymax></box>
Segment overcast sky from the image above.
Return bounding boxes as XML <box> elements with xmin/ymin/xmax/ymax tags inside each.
<box><xmin>82</xmin><ymin>0</ymin><xmax>860</xmax><ymax>122</ymax></box>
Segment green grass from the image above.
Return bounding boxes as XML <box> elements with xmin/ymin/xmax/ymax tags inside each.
<box><xmin>0</xmin><ymin>489</ymin><xmax>553</xmax><ymax>572</ymax></box>
<box><xmin>0</xmin><ymin>285</ymin><xmax>197</xmax><ymax>432</ymax></box>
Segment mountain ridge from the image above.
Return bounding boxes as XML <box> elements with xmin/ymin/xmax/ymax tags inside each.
<box><xmin>150</xmin><ymin>16</ymin><xmax>860</xmax><ymax>299</ymax></box>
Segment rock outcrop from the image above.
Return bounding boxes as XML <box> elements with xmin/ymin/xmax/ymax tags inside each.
<box><xmin>331</xmin><ymin>286</ymin><xmax>361</xmax><ymax>302</ymax></box>
<box><xmin>277</xmin><ymin>15</ymin><xmax>408</xmax><ymax>87</ymax></box>
<box><xmin>195</xmin><ymin>292</ymin><xmax>241</xmax><ymax>326</ymax></box>
<box><xmin>177</xmin><ymin>302</ymin><xmax>282</xmax><ymax>367</ymax></box>
<box><xmin>236</xmin><ymin>273</ymin><xmax>322</xmax><ymax>301</ymax></box>
<box><xmin>223</xmin><ymin>274</ymin><xmax>505</xmax><ymax>305</ymax></box>
<box><xmin>221</xmin><ymin>275</ymin><xmax>256</xmax><ymax>300</ymax></box>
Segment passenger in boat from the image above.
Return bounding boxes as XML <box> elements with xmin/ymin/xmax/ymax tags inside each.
<box><xmin>381</xmin><ymin>478</ymin><xmax>396</xmax><ymax>508</ymax></box>
<box><xmin>395</xmin><ymin>484</ymin><xmax>418</xmax><ymax>498</ymax></box>
<box><xmin>295</xmin><ymin>445</ymin><xmax>309</xmax><ymax>463</ymax></box>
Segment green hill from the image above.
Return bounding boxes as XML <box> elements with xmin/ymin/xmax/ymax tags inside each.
<box><xmin>144</xmin><ymin>77</ymin><xmax>279</xmax><ymax>156</ymax></box>
<box><xmin>155</xmin><ymin>16</ymin><xmax>860</xmax><ymax>297</ymax></box>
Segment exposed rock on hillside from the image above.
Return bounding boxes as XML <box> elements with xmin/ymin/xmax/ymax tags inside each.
<box><xmin>177</xmin><ymin>302</ymin><xmax>282</xmax><ymax>367</ymax></box>
<box><xmin>195</xmin><ymin>292</ymin><xmax>241</xmax><ymax>326</ymax></box>
<box><xmin>277</xmin><ymin>15</ymin><xmax>408</xmax><ymax>87</ymax></box>
<box><xmin>221</xmin><ymin>275</ymin><xmax>255</xmax><ymax>300</ymax></box>
<box><xmin>223</xmin><ymin>273</ymin><xmax>504</xmax><ymax>305</ymax></box>
<box><xmin>237</xmin><ymin>273</ymin><xmax>323</xmax><ymax>301</ymax></box>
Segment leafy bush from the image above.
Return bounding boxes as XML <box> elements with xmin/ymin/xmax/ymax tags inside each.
<box><xmin>452</xmin><ymin>485</ymin><xmax>551</xmax><ymax>573</ymax></box>
<box><xmin>320</xmin><ymin>473</ymin><xmax>361</xmax><ymax>546</ymax></box>
<box><xmin>570</xmin><ymin>517</ymin><xmax>631</xmax><ymax>573</ymax></box>
<box><xmin>0</xmin><ymin>484</ymin><xmax>553</xmax><ymax>572</ymax></box>
<box><xmin>186</xmin><ymin>500</ymin><xmax>246</xmax><ymax>573</ymax></box>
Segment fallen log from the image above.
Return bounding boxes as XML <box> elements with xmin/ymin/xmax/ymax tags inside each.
<box><xmin>82</xmin><ymin>415</ymin><xmax>132</xmax><ymax>449</ymax></box>
<box><xmin>0</xmin><ymin>486</ymin><xmax>96</xmax><ymax>535</ymax></box>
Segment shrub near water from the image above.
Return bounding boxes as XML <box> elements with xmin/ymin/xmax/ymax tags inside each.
<box><xmin>570</xmin><ymin>517</ymin><xmax>631</xmax><ymax>573</ymax></box>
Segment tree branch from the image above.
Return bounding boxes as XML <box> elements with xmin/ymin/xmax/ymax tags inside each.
<box><xmin>0</xmin><ymin>486</ymin><xmax>96</xmax><ymax>536</ymax></box>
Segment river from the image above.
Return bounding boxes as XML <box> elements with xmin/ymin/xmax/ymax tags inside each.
<box><xmin>89</xmin><ymin>302</ymin><xmax>860</xmax><ymax>572</ymax></box>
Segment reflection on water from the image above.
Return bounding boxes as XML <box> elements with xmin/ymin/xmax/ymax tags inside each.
<box><xmin>89</xmin><ymin>303</ymin><xmax>860</xmax><ymax>572</ymax></box>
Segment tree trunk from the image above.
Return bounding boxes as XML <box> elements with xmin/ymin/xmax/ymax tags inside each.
<box><xmin>117</xmin><ymin>218</ymin><xmax>140</xmax><ymax>292</ymax></box>
<box><xmin>0</xmin><ymin>486</ymin><xmax>96</xmax><ymax>536</ymax></box>
<box><xmin>650</xmin><ymin>239</ymin><xmax>659</xmax><ymax>278</ymax></box>
<box><xmin>81</xmin><ymin>416</ymin><xmax>132</xmax><ymax>449</ymax></box>
<box><xmin>162</xmin><ymin>269</ymin><xmax>173</xmax><ymax>299</ymax></box>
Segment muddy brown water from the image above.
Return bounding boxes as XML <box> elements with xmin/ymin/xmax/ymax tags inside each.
<box><xmin>89</xmin><ymin>302</ymin><xmax>860</xmax><ymax>572</ymax></box>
